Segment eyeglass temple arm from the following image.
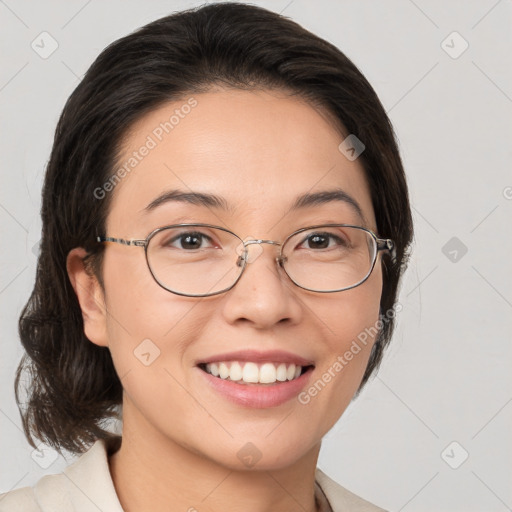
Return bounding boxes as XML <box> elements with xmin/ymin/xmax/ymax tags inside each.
<box><xmin>377</xmin><ymin>238</ymin><xmax>397</xmax><ymax>265</ymax></box>
<box><xmin>96</xmin><ymin>236</ymin><xmax>146</xmax><ymax>247</ymax></box>
<box><xmin>96</xmin><ymin>234</ymin><xmax>397</xmax><ymax>264</ymax></box>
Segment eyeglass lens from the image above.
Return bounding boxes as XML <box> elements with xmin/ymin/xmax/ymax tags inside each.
<box><xmin>145</xmin><ymin>225</ymin><xmax>378</xmax><ymax>296</ymax></box>
<box><xmin>147</xmin><ymin>226</ymin><xmax>377</xmax><ymax>295</ymax></box>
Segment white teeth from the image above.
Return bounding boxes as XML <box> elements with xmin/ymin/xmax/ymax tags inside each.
<box><xmin>243</xmin><ymin>362</ymin><xmax>259</xmax><ymax>383</ymax></box>
<box><xmin>204</xmin><ymin>361</ymin><xmax>305</xmax><ymax>384</ymax></box>
<box><xmin>259</xmin><ymin>363</ymin><xmax>277</xmax><ymax>383</ymax></box>
<box><xmin>229</xmin><ymin>361</ymin><xmax>243</xmax><ymax>381</ymax></box>
<box><xmin>218</xmin><ymin>362</ymin><xmax>230</xmax><ymax>379</ymax></box>
<box><xmin>209</xmin><ymin>362</ymin><xmax>219</xmax><ymax>377</ymax></box>
<box><xmin>276</xmin><ymin>363</ymin><xmax>288</xmax><ymax>381</ymax></box>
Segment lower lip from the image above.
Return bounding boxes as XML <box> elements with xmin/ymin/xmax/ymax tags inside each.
<box><xmin>197</xmin><ymin>366</ymin><xmax>314</xmax><ymax>408</ymax></box>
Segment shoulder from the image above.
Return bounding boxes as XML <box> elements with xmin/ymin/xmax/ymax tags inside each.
<box><xmin>0</xmin><ymin>436</ymin><xmax>123</xmax><ymax>512</ymax></box>
<box><xmin>315</xmin><ymin>467</ymin><xmax>388</xmax><ymax>512</ymax></box>
<box><xmin>0</xmin><ymin>472</ymin><xmax>72</xmax><ymax>512</ymax></box>
<box><xmin>0</xmin><ymin>485</ymin><xmax>41</xmax><ymax>512</ymax></box>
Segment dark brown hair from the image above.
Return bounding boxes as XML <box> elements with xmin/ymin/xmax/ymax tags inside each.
<box><xmin>15</xmin><ymin>2</ymin><xmax>413</xmax><ymax>455</ymax></box>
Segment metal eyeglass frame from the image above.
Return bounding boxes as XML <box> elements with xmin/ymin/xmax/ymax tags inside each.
<box><xmin>96</xmin><ymin>223</ymin><xmax>396</xmax><ymax>297</ymax></box>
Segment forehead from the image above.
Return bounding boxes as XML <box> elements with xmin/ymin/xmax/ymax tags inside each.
<box><xmin>106</xmin><ymin>88</ymin><xmax>376</xmax><ymax>233</ymax></box>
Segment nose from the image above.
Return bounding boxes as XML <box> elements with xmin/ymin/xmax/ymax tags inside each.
<box><xmin>220</xmin><ymin>240</ymin><xmax>302</xmax><ymax>329</ymax></box>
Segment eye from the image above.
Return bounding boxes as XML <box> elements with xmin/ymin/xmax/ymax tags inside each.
<box><xmin>166</xmin><ymin>231</ymin><xmax>215</xmax><ymax>250</ymax></box>
<box><xmin>298</xmin><ymin>231</ymin><xmax>350</xmax><ymax>250</ymax></box>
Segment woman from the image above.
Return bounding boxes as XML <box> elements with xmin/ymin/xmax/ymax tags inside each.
<box><xmin>1</xmin><ymin>3</ymin><xmax>413</xmax><ymax>511</ymax></box>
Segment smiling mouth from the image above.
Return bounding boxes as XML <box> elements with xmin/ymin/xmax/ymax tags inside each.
<box><xmin>197</xmin><ymin>361</ymin><xmax>314</xmax><ymax>385</ymax></box>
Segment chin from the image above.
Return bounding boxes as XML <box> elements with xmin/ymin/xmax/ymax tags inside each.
<box><xmin>199</xmin><ymin>433</ymin><xmax>319</xmax><ymax>472</ymax></box>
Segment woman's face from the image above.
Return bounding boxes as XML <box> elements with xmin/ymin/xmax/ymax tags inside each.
<box><xmin>90</xmin><ymin>88</ymin><xmax>383</xmax><ymax>470</ymax></box>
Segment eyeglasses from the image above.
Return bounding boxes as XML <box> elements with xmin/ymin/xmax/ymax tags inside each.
<box><xmin>96</xmin><ymin>223</ymin><xmax>396</xmax><ymax>297</ymax></box>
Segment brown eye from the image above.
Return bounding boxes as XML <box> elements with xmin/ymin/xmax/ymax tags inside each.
<box><xmin>163</xmin><ymin>231</ymin><xmax>215</xmax><ymax>250</ymax></box>
<box><xmin>298</xmin><ymin>232</ymin><xmax>349</xmax><ymax>250</ymax></box>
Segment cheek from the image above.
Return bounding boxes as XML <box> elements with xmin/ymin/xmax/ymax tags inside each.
<box><xmin>100</xmin><ymin>250</ymin><xmax>200</xmax><ymax>373</ymax></box>
<box><xmin>318</xmin><ymin>287</ymin><xmax>381</xmax><ymax>380</ymax></box>
<box><xmin>300</xmin><ymin>268</ymin><xmax>383</xmax><ymax>420</ymax></box>
<box><xmin>321</xmin><ymin>262</ymin><xmax>383</xmax><ymax>350</ymax></box>
<box><xmin>100</xmin><ymin>255</ymin><xmax>215</xmax><ymax>433</ymax></box>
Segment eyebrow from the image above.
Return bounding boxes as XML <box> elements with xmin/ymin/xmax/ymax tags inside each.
<box><xmin>142</xmin><ymin>188</ymin><xmax>365</xmax><ymax>222</ymax></box>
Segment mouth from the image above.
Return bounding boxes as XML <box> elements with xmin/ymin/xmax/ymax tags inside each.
<box><xmin>197</xmin><ymin>361</ymin><xmax>315</xmax><ymax>385</ymax></box>
<box><xmin>195</xmin><ymin>350</ymin><xmax>316</xmax><ymax>408</ymax></box>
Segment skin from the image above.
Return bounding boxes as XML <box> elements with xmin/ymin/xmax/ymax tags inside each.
<box><xmin>67</xmin><ymin>88</ymin><xmax>383</xmax><ymax>512</ymax></box>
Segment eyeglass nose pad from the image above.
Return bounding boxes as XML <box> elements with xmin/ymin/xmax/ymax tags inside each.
<box><xmin>277</xmin><ymin>255</ymin><xmax>287</xmax><ymax>267</ymax></box>
<box><xmin>235</xmin><ymin>251</ymin><xmax>286</xmax><ymax>270</ymax></box>
<box><xmin>235</xmin><ymin>238</ymin><xmax>265</xmax><ymax>265</ymax></box>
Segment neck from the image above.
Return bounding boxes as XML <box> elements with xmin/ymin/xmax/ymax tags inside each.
<box><xmin>108</xmin><ymin>404</ymin><xmax>322</xmax><ymax>512</ymax></box>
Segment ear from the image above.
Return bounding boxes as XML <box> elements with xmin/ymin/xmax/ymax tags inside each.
<box><xmin>66</xmin><ymin>247</ymin><xmax>109</xmax><ymax>347</ymax></box>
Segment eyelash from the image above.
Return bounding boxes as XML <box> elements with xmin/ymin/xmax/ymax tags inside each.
<box><xmin>166</xmin><ymin>231</ymin><xmax>350</xmax><ymax>250</ymax></box>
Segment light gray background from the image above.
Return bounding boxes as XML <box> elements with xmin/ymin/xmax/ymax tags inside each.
<box><xmin>1</xmin><ymin>1</ymin><xmax>511</xmax><ymax>511</ymax></box>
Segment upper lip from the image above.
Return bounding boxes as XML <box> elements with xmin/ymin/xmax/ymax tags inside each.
<box><xmin>195</xmin><ymin>349</ymin><xmax>315</xmax><ymax>367</ymax></box>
